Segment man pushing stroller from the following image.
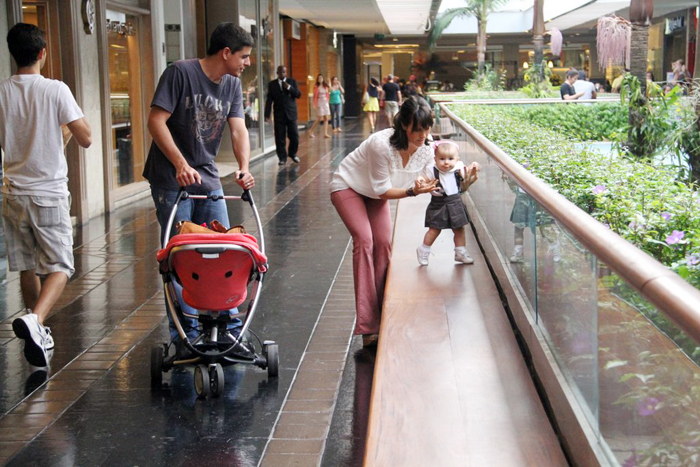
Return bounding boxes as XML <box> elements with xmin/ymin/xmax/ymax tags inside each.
<box><xmin>143</xmin><ymin>23</ymin><xmax>255</xmax><ymax>358</ymax></box>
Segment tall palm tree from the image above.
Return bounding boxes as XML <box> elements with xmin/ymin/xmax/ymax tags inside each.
<box><xmin>629</xmin><ymin>0</ymin><xmax>653</xmax><ymax>96</ymax></box>
<box><xmin>426</xmin><ymin>0</ymin><xmax>510</xmax><ymax>75</ymax></box>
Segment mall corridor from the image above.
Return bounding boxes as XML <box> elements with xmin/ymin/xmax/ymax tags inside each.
<box><xmin>0</xmin><ymin>118</ymin><xmax>388</xmax><ymax>466</ymax></box>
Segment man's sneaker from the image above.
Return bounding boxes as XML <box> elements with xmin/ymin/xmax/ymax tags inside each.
<box><xmin>12</xmin><ymin>313</ymin><xmax>51</xmax><ymax>367</ymax></box>
<box><xmin>23</xmin><ymin>309</ymin><xmax>53</xmax><ymax>350</ymax></box>
<box><xmin>548</xmin><ymin>240</ymin><xmax>562</xmax><ymax>262</ymax></box>
<box><xmin>43</xmin><ymin>327</ymin><xmax>54</xmax><ymax>351</ymax></box>
<box><xmin>416</xmin><ymin>247</ymin><xmax>430</xmax><ymax>266</ymax></box>
<box><xmin>173</xmin><ymin>339</ymin><xmax>196</xmax><ymax>361</ymax></box>
<box><xmin>510</xmin><ymin>245</ymin><xmax>524</xmax><ymax>263</ymax></box>
<box><xmin>454</xmin><ymin>249</ymin><xmax>474</xmax><ymax>264</ymax></box>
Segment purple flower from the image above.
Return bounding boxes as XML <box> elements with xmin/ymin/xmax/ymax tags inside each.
<box><xmin>622</xmin><ymin>452</ymin><xmax>639</xmax><ymax>467</ymax></box>
<box><xmin>661</xmin><ymin>212</ymin><xmax>672</xmax><ymax>221</ymax></box>
<box><xmin>637</xmin><ymin>397</ymin><xmax>660</xmax><ymax>416</ymax></box>
<box><xmin>665</xmin><ymin>230</ymin><xmax>685</xmax><ymax>245</ymax></box>
<box><xmin>592</xmin><ymin>185</ymin><xmax>607</xmax><ymax>195</ymax></box>
<box><xmin>571</xmin><ymin>332</ymin><xmax>593</xmax><ymax>355</ymax></box>
<box><xmin>688</xmin><ymin>254</ymin><xmax>700</xmax><ymax>266</ymax></box>
<box><xmin>628</xmin><ymin>221</ymin><xmax>636</xmax><ymax>230</ymax></box>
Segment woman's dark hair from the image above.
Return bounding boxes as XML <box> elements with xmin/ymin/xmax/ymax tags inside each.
<box><xmin>389</xmin><ymin>96</ymin><xmax>433</xmax><ymax>150</ymax></box>
<box><xmin>315</xmin><ymin>74</ymin><xmax>328</xmax><ymax>89</ymax></box>
<box><xmin>207</xmin><ymin>23</ymin><xmax>254</xmax><ymax>56</ymax></box>
<box><xmin>7</xmin><ymin>23</ymin><xmax>46</xmax><ymax>68</ymax></box>
<box><xmin>370</xmin><ymin>77</ymin><xmax>379</xmax><ymax>87</ymax></box>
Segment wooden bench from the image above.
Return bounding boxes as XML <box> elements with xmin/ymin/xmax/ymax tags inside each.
<box><xmin>364</xmin><ymin>196</ymin><xmax>568</xmax><ymax>466</ymax></box>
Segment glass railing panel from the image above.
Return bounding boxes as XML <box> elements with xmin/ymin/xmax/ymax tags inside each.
<box><xmin>532</xmin><ymin>202</ymin><xmax>599</xmax><ymax>427</ymax></box>
<box><xmin>597</xmin><ymin>272</ymin><xmax>700</xmax><ymax>466</ymax></box>
<box><xmin>453</xmin><ymin>127</ymin><xmax>538</xmax><ymax>316</ymax></box>
<box><xmin>445</xmin><ymin>103</ymin><xmax>700</xmax><ymax>467</ymax></box>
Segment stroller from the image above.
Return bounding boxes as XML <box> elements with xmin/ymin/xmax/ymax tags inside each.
<box><xmin>150</xmin><ymin>187</ymin><xmax>278</xmax><ymax>398</ymax></box>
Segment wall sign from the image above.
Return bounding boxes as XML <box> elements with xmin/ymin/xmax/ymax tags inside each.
<box><xmin>82</xmin><ymin>0</ymin><xmax>95</xmax><ymax>34</ymax></box>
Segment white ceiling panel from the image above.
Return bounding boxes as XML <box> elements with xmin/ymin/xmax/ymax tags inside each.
<box><xmin>376</xmin><ymin>0</ymin><xmax>433</xmax><ymax>34</ymax></box>
<box><xmin>279</xmin><ymin>0</ymin><xmax>389</xmax><ymax>34</ymax></box>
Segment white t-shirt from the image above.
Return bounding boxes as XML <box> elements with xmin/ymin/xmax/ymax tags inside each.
<box><xmin>0</xmin><ymin>74</ymin><xmax>84</xmax><ymax>196</ymax></box>
<box><xmin>422</xmin><ymin>161</ymin><xmax>465</xmax><ymax>196</ymax></box>
<box><xmin>573</xmin><ymin>80</ymin><xmax>596</xmax><ymax>100</ymax></box>
<box><xmin>330</xmin><ymin>129</ymin><xmax>434</xmax><ymax>199</ymax></box>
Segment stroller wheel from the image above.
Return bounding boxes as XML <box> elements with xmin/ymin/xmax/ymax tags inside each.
<box><xmin>150</xmin><ymin>346</ymin><xmax>164</xmax><ymax>385</ymax></box>
<box><xmin>265</xmin><ymin>344</ymin><xmax>279</xmax><ymax>378</ymax></box>
<box><xmin>210</xmin><ymin>363</ymin><xmax>225</xmax><ymax>397</ymax></box>
<box><xmin>194</xmin><ymin>364</ymin><xmax>209</xmax><ymax>398</ymax></box>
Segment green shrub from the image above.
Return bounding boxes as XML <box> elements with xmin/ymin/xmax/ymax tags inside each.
<box><xmin>509</xmin><ymin>103</ymin><xmax>627</xmax><ymax>142</ymax></box>
<box><xmin>451</xmin><ymin>104</ymin><xmax>700</xmax><ymax>291</ymax></box>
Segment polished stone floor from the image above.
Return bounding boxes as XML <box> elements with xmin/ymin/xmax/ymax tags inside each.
<box><xmin>0</xmin><ymin>117</ymin><xmax>387</xmax><ymax>466</ymax></box>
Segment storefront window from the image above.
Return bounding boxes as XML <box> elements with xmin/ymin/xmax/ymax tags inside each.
<box><xmin>260</xmin><ymin>0</ymin><xmax>276</xmax><ymax>148</ymax></box>
<box><xmin>22</xmin><ymin>1</ymin><xmax>61</xmax><ymax>80</ymax></box>
<box><xmin>239</xmin><ymin>0</ymin><xmax>260</xmax><ymax>153</ymax></box>
<box><xmin>107</xmin><ymin>10</ymin><xmax>145</xmax><ymax>189</ymax></box>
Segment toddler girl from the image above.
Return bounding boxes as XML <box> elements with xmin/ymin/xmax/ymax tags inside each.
<box><xmin>416</xmin><ymin>141</ymin><xmax>480</xmax><ymax>266</ymax></box>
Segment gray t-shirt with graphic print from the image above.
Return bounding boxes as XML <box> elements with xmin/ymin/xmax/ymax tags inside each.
<box><xmin>143</xmin><ymin>59</ymin><xmax>243</xmax><ymax>191</ymax></box>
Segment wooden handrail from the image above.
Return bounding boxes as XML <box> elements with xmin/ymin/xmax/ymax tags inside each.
<box><xmin>439</xmin><ymin>102</ymin><xmax>700</xmax><ymax>344</ymax></box>
<box><xmin>431</xmin><ymin>97</ymin><xmax>620</xmax><ymax>106</ymax></box>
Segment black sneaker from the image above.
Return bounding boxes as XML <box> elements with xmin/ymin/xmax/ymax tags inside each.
<box><xmin>173</xmin><ymin>340</ymin><xmax>196</xmax><ymax>361</ymax></box>
<box><xmin>278</xmin><ymin>160</ymin><xmax>286</xmax><ymax>166</ymax></box>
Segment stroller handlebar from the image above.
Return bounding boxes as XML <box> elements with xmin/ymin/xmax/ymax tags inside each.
<box><xmin>161</xmin><ymin>186</ymin><xmax>264</xmax><ymax>256</ymax></box>
<box><xmin>185</xmin><ymin>194</ymin><xmax>242</xmax><ymax>201</ymax></box>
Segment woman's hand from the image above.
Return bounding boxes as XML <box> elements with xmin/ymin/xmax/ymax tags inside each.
<box><xmin>414</xmin><ymin>178</ymin><xmax>439</xmax><ymax>194</ymax></box>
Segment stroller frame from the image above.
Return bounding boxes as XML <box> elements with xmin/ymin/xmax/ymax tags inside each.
<box><xmin>150</xmin><ymin>187</ymin><xmax>278</xmax><ymax>398</ymax></box>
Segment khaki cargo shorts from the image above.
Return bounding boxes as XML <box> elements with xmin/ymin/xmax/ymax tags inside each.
<box><xmin>2</xmin><ymin>194</ymin><xmax>74</xmax><ymax>277</ymax></box>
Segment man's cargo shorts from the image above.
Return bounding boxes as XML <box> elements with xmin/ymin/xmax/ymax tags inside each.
<box><xmin>2</xmin><ymin>194</ymin><xmax>74</xmax><ymax>277</ymax></box>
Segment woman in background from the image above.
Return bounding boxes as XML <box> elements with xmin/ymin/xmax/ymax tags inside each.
<box><xmin>329</xmin><ymin>76</ymin><xmax>345</xmax><ymax>133</ymax></box>
<box><xmin>308</xmin><ymin>74</ymin><xmax>331</xmax><ymax>138</ymax></box>
<box><xmin>363</xmin><ymin>78</ymin><xmax>381</xmax><ymax>132</ymax></box>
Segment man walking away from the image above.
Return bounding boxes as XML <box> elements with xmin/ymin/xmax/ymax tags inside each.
<box><xmin>144</xmin><ymin>23</ymin><xmax>255</xmax><ymax>354</ymax></box>
<box><xmin>382</xmin><ymin>74</ymin><xmax>402</xmax><ymax>123</ymax></box>
<box><xmin>1</xmin><ymin>23</ymin><xmax>92</xmax><ymax>367</ymax></box>
<box><xmin>573</xmin><ymin>70</ymin><xmax>596</xmax><ymax>100</ymax></box>
<box><xmin>265</xmin><ymin>66</ymin><xmax>302</xmax><ymax>166</ymax></box>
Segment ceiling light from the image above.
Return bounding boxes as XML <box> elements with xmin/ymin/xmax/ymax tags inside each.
<box><xmin>374</xmin><ymin>44</ymin><xmax>419</xmax><ymax>48</ymax></box>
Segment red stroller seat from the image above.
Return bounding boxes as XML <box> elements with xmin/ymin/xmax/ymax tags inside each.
<box><xmin>157</xmin><ymin>233</ymin><xmax>268</xmax><ymax>311</ymax></box>
<box><xmin>151</xmin><ymin>189</ymin><xmax>279</xmax><ymax>398</ymax></box>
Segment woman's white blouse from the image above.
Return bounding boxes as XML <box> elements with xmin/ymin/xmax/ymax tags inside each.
<box><xmin>330</xmin><ymin>129</ymin><xmax>434</xmax><ymax>199</ymax></box>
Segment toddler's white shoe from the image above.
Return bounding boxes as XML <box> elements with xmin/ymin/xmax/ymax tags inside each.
<box><xmin>416</xmin><ymin>247</ymin><xmax>430</xmax><ymax>266</ymax></box>
<box><xmin>548</xmin><ymin>240</ymin><xmax>562</xmax><ymax>262</ymax></box>
<box><xmin>510</xmin><ymin>245</ymin><xmax>524</xmax><ymax>263</ymax></box>
<box><xmin>454</xmin><ymin>248</ymin><xmax>474</xmax><ymax>264</ymax></box>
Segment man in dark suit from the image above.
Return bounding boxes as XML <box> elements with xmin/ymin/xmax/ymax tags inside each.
<box><xmin>265</xmin><ymin>66</ymin><xmax>301</xmax><ymax>165</ymax></box>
